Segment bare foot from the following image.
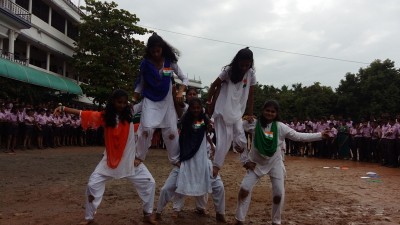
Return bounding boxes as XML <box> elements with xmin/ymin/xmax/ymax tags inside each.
<box><xmin>78</xmin><ymin>219</ymin><xmax>94</xmax><ymax>225</ymax></box>
<box><xmin>234</xmin><ymin>145</ymin><xmax>245</xmax><ymax>153</ymax></box>
<box><xmin>195</xmin><ymin>208</ymin><xmax>206</xmax><ymax>216</ymax></box>
<box><xmin>233</xmin><ymin>219</ymin><xmax>244</xmax><ymax>225</ymax></box>
<box><xmin>216</xmin><ymin>213</ymin><xmax>227</xmax><ymax>223</ymax></box>
<box><xmin>143</xmin><ymin>213</ymin><xmax>158</xmax><ymax>225</ymax></box>
<box><xmin>155</xmin><ymin>212</ymin><xmax>162</xmax><ymax>221</ymax></box>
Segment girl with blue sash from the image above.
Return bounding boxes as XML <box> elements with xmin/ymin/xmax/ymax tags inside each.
<box><xmin>133</xmin><ymin>33</ymin><xmax>188</xmax><ymax>166</ymax></box>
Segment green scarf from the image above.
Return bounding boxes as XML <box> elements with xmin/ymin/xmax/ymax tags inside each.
<box><xmin>254</xmin><ymin>121</ymin><xmax>278</xmax><ymax>157</ymax></box>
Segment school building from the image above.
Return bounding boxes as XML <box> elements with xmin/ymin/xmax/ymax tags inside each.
<box><xmin>0</xmin><ymin>0</ymin><xmax>201</xmax><ymax>101</ymax></box>
<box><xmin>0</xmin><ymin>0</ymin><xmax>82</xmax><ymax>95</ymax></box>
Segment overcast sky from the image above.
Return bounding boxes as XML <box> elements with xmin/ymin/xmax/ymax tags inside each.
<box><xmin>73</xmin><ymin>0</ymin><xmax>400</xmax><ymax>90</ymax></box>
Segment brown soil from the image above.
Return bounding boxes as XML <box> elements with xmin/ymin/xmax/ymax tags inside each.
<box><xmin>1</xmin><ymin>147</ymin><xmax>399</xmax><ymax>225</ymax></box>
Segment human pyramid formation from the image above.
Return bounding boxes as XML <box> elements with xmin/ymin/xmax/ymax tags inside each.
<box><xmin>55</xmin><ymin>33</ymin><xmax>329</xmax><ymax>225</ymax></box>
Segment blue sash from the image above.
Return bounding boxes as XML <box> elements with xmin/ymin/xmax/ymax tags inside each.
<box><xmin>179</xmin><ymin>113</ymin><xmax>209</xmax><ymax>162</ymax></box>
<box><xmin>139</xmin><ymin>59</ymin><xmax>172</xmax><ymax>102</ymax></box>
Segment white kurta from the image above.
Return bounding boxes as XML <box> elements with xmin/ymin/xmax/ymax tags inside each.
<box><xmin>240</xmin><ymin>121</ymin><xmax>322</xmax><ymax>178</ymax></box>
<box><xmin>92</xmin><ymin>123</ymin><xmax>136</xmax><ymax>179</ymax></box>
<box><xmin>176</xmin><ymin>135</ymin><xmax>211</xmax><ymax>196</ymax></box>
<box><xmin>212</xmin><ymin>67</ymin><xmax>256</xmax><ymax>168</ymax></box>
<box><xmin>212</xmin><ymin>67</ymin><xmax>256</xmax><ymax>125</ymax></box>
<box><xmin>135</xmin><ymin>62</ymin><xmax>188</xmax><ymax>128</ymax></box>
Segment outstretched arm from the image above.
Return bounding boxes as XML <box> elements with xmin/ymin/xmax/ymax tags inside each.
<box><xmin>54</xmin><ymin>106</ymin><xmax>81</xmax><ymax>116</ymax></box>
<box><xmin>284</xmin><ymin>124</ymin><xmax>329</xmax><ymax>142</ymax></box>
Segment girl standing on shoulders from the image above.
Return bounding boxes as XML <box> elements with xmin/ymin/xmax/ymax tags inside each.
<box><xmin>54</xmin><ymin>89</ymin><xmax>157</xmax><ymax>225</ymax></box>
<box><xmin>133</xmin><ymin>33</ymin><xmax>188</xmax><ymax>166</ymax></box>
<box><xmin>235</xmin><ymin>100</ymin><xmax>328</xmax><ymax>225</ymax></box>
<box><xmin>207</xmin><ymin>47</ymin><xmax>256</xmax><ymax>177</ymax></box>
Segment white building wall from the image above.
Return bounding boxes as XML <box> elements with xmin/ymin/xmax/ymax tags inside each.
<box><xmin>21</xmin><ymin>15</ymin><xmax>75</xmax><ymax>57</ymax></box>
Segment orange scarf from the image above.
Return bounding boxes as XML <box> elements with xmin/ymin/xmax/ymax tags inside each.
<box><xmin>81</xmin><ymin>111</ymin><xmax>130</xmax><ymax>169</ymax></box>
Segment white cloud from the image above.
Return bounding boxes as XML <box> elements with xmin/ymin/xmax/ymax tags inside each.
<box><xmin>73</xmin><ymin>0</ymin><xmax>400</xmax><ymax>89</ymax></box>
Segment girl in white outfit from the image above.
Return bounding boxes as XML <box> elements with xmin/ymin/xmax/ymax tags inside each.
<box><xmin>54</xmin><ymin>90</ymin><xmax>157</xmax><ymax>225</ymax></box>
<box><xmin>207</xmin><ymin>47</ymin><xmax>256</xmax><ymax>178</ymax></box>
<box><xmin>171</xmin><ymin>88</ymin><xmax>227</xmax><ymax>222</ymax></box>
<box><xmin>133</xmin><ymin>33</ymin><xmax>188</xmax><ymax>165</ymax></box>
<box><xmin>235</xmin><ymin>100</ymin><xmax>328</xmax><ymax>225</ymax></box>
<box><xmin>156</xmin><ymin>98</ymin><xmax>217</xmax><ymax>218</ymax></box>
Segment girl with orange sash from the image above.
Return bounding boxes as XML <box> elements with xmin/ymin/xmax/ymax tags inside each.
<box><xmin>54</xmin><ymin>90</ymin><xmax>157</xmax><ymax>225</ymax></box>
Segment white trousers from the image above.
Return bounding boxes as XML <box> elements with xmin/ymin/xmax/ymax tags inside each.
<box><xmin>157</xmin><ymin>167</ymin><xmax>225</xmax><ymax>215</ymax></box>
<box><xmin>213</xmin><ymin>117</ymin><xmax>247</xmax><ymax>168</ymax></box>
<box><xmin>136</xmin><ymin>126</ymin><xmax>180</xmax><ymax>164</ymax></box>
<box><xmin>235</xmin><ymin>170</ymin><xmax>285</xmax><ymax>224</ymax></box>
<box><xmin>173</xmin><ymin>174</ymin><xmax>225</xmax><ymax>214</ymax></box>
<box><xmin>84</xmin><ymin>163</ymin><xmax>156</xmax><ymax>220</ymax></box>
<box><xmin>156</xmin><ymin>167</ymin><xmax>179</xmax><ymax>213</ymax></box>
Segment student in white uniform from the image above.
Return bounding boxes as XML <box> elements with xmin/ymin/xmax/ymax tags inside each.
<box><xmin>171</xmin><ymin>89</ymin><xmax>227</xmax><ymax>223</ymax></box>
<box><xmin>156</xmin><ymin>98</ymin><xmax>226</xmax><ymax>222</ymax></box>
<box><xmin>235</xmin><ymin>100</ymin><xmax>328</xmax><ymax>225</ymax></box>
<box><xmin>133</xmin><ymin>33</ymin><xmax>188</xmax><ymax>166</ymax></box>
<box><xmin>206</xmin><ymin>47</ymin><xmax>256</xmax><ymax>178</ymax></box>
<box><xmin>54</xmin><ymin>90</ymin><xmax>157</xmax><ymax>225</ymax></box>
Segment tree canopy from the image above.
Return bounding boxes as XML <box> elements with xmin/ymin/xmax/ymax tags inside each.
<box><xmin>239</xmin><ymin>59</ymin><xmax>400</xmax><ymax>121</ymax></box>
<box><xmin>73</xmin><ymin>0</ymin><xmax>148</xmax><ymax>105</ymax></box>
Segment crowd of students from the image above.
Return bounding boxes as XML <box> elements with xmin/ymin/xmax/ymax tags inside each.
<box><xmin>270</xmin><ymin>116</ymin><xmax>400</xmax><ymax>168</ymax></box>
<box><xmin>0</xmin><ymin>100</ymin><xmax>104</xmax><ymax>154</ymax></box>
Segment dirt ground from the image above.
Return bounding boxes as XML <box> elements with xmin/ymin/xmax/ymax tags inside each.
<box><xmin>1</xmin><ymin>146</ymin><xmax>400</xmax><ymax>225</ymax></box>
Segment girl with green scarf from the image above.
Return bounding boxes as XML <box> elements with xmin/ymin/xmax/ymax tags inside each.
<box><xmin>234</xmin><ymin>100</ymin><xmax>328</xmax><ymax>225</ymax></box>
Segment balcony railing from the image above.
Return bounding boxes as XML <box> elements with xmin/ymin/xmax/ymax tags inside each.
<box><xmin>63</xmin><ymin>0</ymin><xmax>84</xmax><ymax>15</ymax></box>
<box><xmin>0</xmin><ymin>0</ymin><xmax>31</xmax><ymax>23</ymax></box>
<box><xmin>0</xmin><ymin>49</ymin><xmax>28</xmax><ymax>66</ymax></box>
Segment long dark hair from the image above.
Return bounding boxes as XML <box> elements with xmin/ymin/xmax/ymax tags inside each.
<box><xmin>259</xmin><ymin>100</ymin><xmax>281</xmax><ymax>127</ymax></box>
<box><xmin>223</xmin><ymin>47</ymin><xmax>254</xmax><ymax>84</ymax></box>
<box><xmin>103</xmin><ymin>89</ymin><xmax>132</xmax><ymax>128</ymax></box>
<box><xmin>181</xmin><ymin>98</ymin><xmax>208</xmax><ymax>129</ymax></box>
<box><xmin>144</xmin><ymin>33</ymin><xmax>180</xmax><ymax>63</ymax></box>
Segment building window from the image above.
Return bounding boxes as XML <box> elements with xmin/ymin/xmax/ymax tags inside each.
<box><xmin>16</xmin><ymin>0</ymin><xmax>29</xmax><ymax>11</ymax></box>
<box><xmin>51</xmin><ymin>9</ymin><xmax>65</xmax><ymax>33</ymax></box>
<box><xmin>67</xmin><ymin>21</ymin><xmax>78</xmax><ymax>41</ymax></box>
<box><xmin>29</xmin><ymin>45</ymin><xmax>47</xmax><ymax>69</ymax></box>
<box><xmin>32</xmin><ymin>0</ymin><xmax>49</xmax><ymax>23</ymax></box>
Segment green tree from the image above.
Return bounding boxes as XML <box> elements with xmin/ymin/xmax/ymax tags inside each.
<box><xmin>336</xmin><ymin>59</ymin><xmax>400</xmax><ymax>120</ymax></box>
<box><xmin>336</xmin><ymin>72</ymin><xmax>360</xmax><ymax>118</ymax></box>
<box><xmin>73</xmin><ymin>0</ymin><xmax>148</xmax><ymax>105</ymax></box>
<box><xmin>295</xmin><ymin>82</ymin><xmax>337</xmax><ymax>119</ymax></box>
